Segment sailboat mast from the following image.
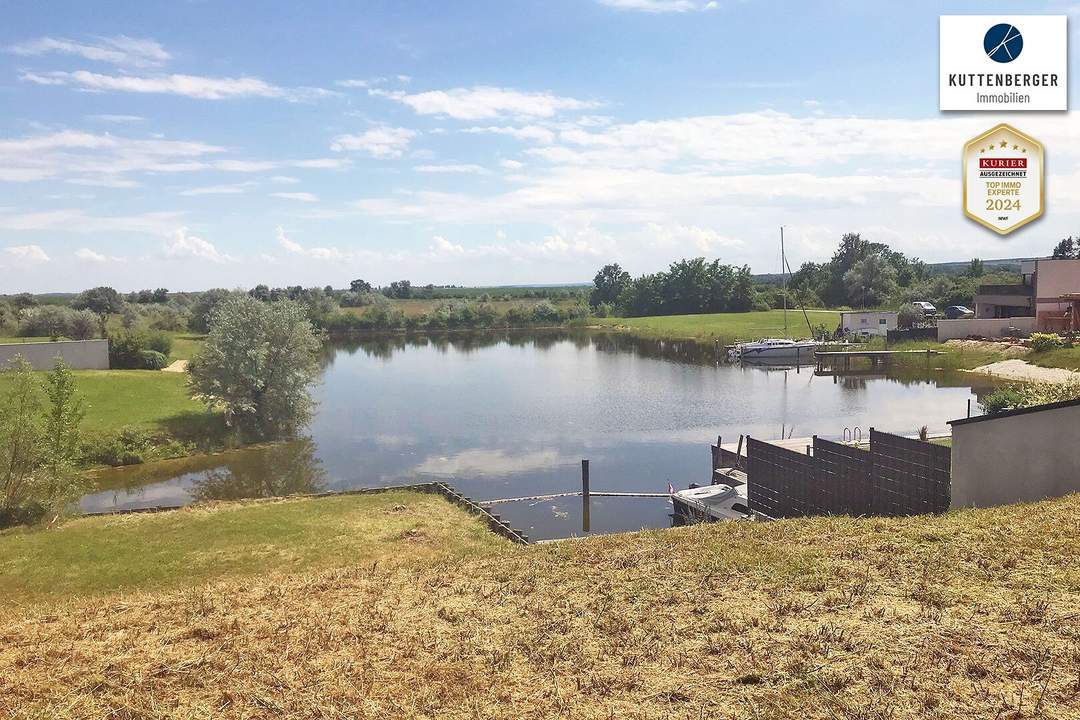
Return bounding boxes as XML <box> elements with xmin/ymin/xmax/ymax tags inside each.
<box><xmin>781</xmin><ymin>226</ymin><xmax>788</xmax><ymax>338</ymax></box>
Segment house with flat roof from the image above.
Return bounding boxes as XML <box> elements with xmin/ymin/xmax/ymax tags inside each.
<box><xmin>941</xmin><ymin>257</ymin><xmax>1080</xmax><ymax>339</ymax></box>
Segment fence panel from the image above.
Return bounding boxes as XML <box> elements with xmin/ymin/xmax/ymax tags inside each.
<box><xmin>746</xmin><ymin>437</ymin><xmax>816</xmax><ymax>519</ymax></box>
<box><xmin>812</xmin><ymin>436</ymin><xmax>872</xmax><ymax>515</ymax></box>
<box><xmin>869</xmin><ymin>429</ymin><xmax>951</xmax><ymax>515</ymax></box>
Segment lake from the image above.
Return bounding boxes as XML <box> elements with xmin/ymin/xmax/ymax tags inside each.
<box><xmin>83</xmin><ymin>332</ymin><xmax>995</xmax><ymax>540</ymax></box>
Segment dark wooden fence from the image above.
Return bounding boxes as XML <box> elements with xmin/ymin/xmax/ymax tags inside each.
<box><xmin>746</xmin><ymin>429</ymin><xmax>950</xmax><ymax>519</ymax></box>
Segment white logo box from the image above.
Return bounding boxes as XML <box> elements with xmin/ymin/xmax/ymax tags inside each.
<box><xmin>940</xmin><ymin>15</ymin><xmax>1067</xmax><ymax>111</ymax></box>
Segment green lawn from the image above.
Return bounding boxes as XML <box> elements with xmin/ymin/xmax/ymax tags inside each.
<box><xmin>0</xmin><ymin>491</ymin><xmax>503</xmax><ymax>603</ymax></box>
<box><xmin>166</xmin><ymin>332</ymin><xmax>205</xmax><ymax>361</ymax></box>
<box><xmin>0</xmin><ymin>368</ymin><xmax>213</xmax><ymax>439</ymax></box>
<box><xmin>593</xmin><ymin>309</ymin><xmax>841</xmax><ymax>342</ymax></box>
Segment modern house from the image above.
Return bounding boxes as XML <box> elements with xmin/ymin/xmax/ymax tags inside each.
<box><xmin>838</xmin><ymin>311</ymin><xmax>897</xmax><ymax>337</ymax></box>
<box><xmin>940</xmin><ymin>257</ymin><xmax>1080</xmax><ymax>339</ymax></box>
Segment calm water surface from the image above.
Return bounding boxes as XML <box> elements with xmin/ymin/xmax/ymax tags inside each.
<box><xmin>83</xmin><ymin>332</ymin><xmax>995</xmax><ymax>540</ymax></box>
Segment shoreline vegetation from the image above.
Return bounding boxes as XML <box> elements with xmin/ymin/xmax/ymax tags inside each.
<box><xmin>2</xmin><ymin>490</ymin><xmax>1079</xmax><ymax>717</ymax></box>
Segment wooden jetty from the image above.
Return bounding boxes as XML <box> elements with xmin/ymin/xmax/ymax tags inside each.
<box><xmin>814</xmin><ymin>348</ymin><xmax>941</xmax><ymax>375</ymax></box>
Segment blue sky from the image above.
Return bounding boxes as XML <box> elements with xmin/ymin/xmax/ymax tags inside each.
<box><xmin>2</xmin><ymin>0</ymin><xmax>1080</xmax><ymax>292</ymax></box>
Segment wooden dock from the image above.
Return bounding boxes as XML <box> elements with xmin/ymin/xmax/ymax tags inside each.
<box><xmin>814</xmin><ymin>348</ymin><xmax>941</xmax><ymax>374</ymax></box>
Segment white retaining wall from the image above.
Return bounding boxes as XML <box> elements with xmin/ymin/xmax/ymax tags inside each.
<box><xmin>937</xmin><ymin>317</ymin><xmax>1036</xmax><ymax>341</ymax></box>
<box><xmin>0</xmin><ymin>339</ymin><xmax>109</xmax><ymax>370</ymax></box>
<box><xmin>950</xmin><ymin>400</ymin><xmax>1080</xmax><ymax>508</ymax></box>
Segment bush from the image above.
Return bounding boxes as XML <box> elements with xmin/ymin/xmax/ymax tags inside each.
<box><xmin>145</xmin><ymin>330</ymin><xmax>173</xmax><ymax>357</ymax></box>
<box><xmin>86</xmin><ymin>427</ymin><xmax>154</xmax><ymax>466</ymax></box>
<box><xmin>108</xmin><ymin>329</ymin><xmax>147</xmax><ymax>368</ymax></box>
<box><xmin>0</xmin><ymin>501</ymin><xmax>46</xmax><ymax>529</ymax></box>
<box><xmin>1029</xmin><ymin>333</ymin><xmax>1064</xmax><ymax>352</ymax></box>
<box><xmin>980</xmin><ymin>386</ymin><xmax>1022</xmax><ymax>415</ymax></box>
<box><xmin>140</xmin><ymin>350</ymin><xmax>168</xmax><ymax>370</ymax></box>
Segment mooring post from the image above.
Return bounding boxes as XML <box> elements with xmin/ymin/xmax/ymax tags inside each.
<box><xmin>581</xmin><ymin>459</ymin><xmax>591</xmax><ymax>533</ymax></box>
<box><xmin>967</xmin><ymin>398</ymin><xmax>971</xmax><ymax>418</ymax></box>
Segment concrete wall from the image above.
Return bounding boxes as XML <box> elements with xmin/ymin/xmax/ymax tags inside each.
<box><xmin>0</xmin><ymin>339</ymin><xmax>109</xmax><ymax>370</ymax></box>
<box><xmin>937</xmin><ymin>317</ymin><xmax>1035</xmax><ymax>341</ymax></box>
<box><xmin>840</xmin><ymin>312</ymin><xmax>897</xmax><ymax>336</ymax></box>
<box><xmin>951</xmin><ymin>401</ymin><xmax>1080</xmax><ymax>508</ymax></box>
<box><xmin>1034</xmin><ymin>258</ymin><xmax>1080</xmax><ymax>329</ymax></box>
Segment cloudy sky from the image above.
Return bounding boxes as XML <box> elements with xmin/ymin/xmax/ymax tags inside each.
<box><xmin>3</xmin><ymin>0</ymin><xmax>1080</xmax><ymax>292</ymax></box>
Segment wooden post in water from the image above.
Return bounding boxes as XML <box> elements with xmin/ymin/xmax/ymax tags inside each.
<box><xmin>581</xmin><ymin>459</ymin><xmax>591</xmax><ymax>533</ymax></box>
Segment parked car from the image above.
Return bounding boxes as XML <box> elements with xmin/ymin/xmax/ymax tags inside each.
<box><xmin>944</xmin><ymin>305</ymin><xmax>974</xmax><ymax>319</ymax></box>
<box><xmin>911</xmin><ymin>301</ymin><xmax>937</xmax><ymax>315</ymax></box>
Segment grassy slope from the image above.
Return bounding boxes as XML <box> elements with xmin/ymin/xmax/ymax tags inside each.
<box><xmin>0</xmin><ymin>369</ymin><xmax>213</xmax><ymax>440</ymax></box>
<box><xmin>594</xmin><ymin>309</ymin><xmax>840</xmax><ymax>341</ymax></box>
<box><xmin>2</xmin><ymin>494</ymin><xmax>1079</xmax><ymax>718</ymax></box>
<box><xmin>0</xmin><ymin>491</ymin><xmax>501</xmax><ymax>603</ymax></box>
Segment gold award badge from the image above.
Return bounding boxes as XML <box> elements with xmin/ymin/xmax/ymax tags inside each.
<box><xmin>963</xmin><ymin>123</ymin><xmax>1044</xmax><ymax>235</ymax></box>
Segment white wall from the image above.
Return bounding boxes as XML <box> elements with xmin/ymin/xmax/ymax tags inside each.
<box><xmin>951</xmin><ymin>401</ymin><xmax>1080</xmax><ymax>508</ymax></box>
<box><xmin>0</xmin><ymin>339</ymin><xmax>109</xmax><ymax>370</ymax></box>
<box><xmin>937</xmin><ymin>317</ymin><xmax>1036</xmax><ymax>341</ymax></box>
<box><xmin>840</xmin><ymin>312</ymin><xmax>897</xmax><ymax>336</ymax></box>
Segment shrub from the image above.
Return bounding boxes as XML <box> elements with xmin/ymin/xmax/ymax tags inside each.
<box><xmin>145</xmin><ymin>330</ymin><xmax>173</xmax><ymax>357</ymax></box>
<box><xmin>86</xmin><ymin>426</ymin><xmax>154</xmax><ymax>466</ymax></box>
<box><xmin>1028</xmin><ymin>333</ymin><xmax>1064</xmax><ymax>352</ymax></box>
<box><xmin>980</xmin><ymin>386</ymin><xmax>1023</xmax><ymax>415</ymax></box>
<box><xmin>592</xmin><ymin>302</ymin><xmax>613</xmax><ymax>318</ymax></box>
<box><xmin>108</xmin><ymin>329</ymin><xmax>147</xmax><ymax>369</ymax></box>
<box><xmin>140</xmin><ymin>350</ymin><xmax>168</xmax><ymax>370</ymax></box>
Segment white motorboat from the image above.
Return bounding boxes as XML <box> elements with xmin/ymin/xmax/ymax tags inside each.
<box><xmin>671</xmin><ymin>483</ymin><xmax>751</xmax><ymax>522</ymax></box>
<box><xmin>732</xmin><ymin>337</ymin><xmax>820</xmax><ymax>360</ymax></box>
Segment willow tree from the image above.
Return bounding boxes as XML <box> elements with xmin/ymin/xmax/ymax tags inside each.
<box><xmin>188</xmin><ymin>296</ymin><xmax>322</xmax><ymax>440</ymax></box>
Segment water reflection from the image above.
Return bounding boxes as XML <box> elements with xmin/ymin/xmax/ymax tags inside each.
<box><xmin>189</xmin><ymin>438</ymin><xmax>326</xmax><ymax>502</ymax></box>
<box><xmin>83</xmin><ymin>331</ymin><xmax>992</xmax><ymax>539</ymax></box>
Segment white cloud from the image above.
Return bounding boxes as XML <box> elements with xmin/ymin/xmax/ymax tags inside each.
<box><xmin>373</xmin><ymin>86</ymin><xmax>600</xmax><ymax>120</ymax></box>
<box><xmin>9</xmin><ymin>35</ymin><xmax>170</xmax><ymax>67</ymax></box>
<box><xmin>2</xmin><ymin>245</ymin><xmax>50</xmax><ymax>265</ymax></box>
<box><xmin>0</xmin><ymin>129</ymin><xmax>226</xmax><ymax>184</ymax></box>
<box><xmin>276</xmin><ymin>226</ymin><xmax>352</xmax><ymax>260</ymax></box>
<box><xmin>597</xmin><ymin>0</ymin><xmax>710</xmax><ymax>11</ymax></box>
<box><xmin>163</xmin><ymin>227</ymin><xmax>235</xmax><ymax>263</ymax></box>
<box><xmin>271</xmin><ymin>191</ymin><xmax>319</xmax><ymax>202</ymax></box>
<box><xmin>75</xmin><ymin>247</ymin><xmax>125</xmax><ymax>263</ymax></box>
<box><xmin>21</xmin><ymin>70</ymin><xmax>333</xmax><ymax>102</ymax></box>
<box><xmin>66</xmin><ymin>177</ymin><xmax>141</xmax><ymax>188</ymax></box>
<box><xmin>500</xmin><ymin>159</ymin><xmax>525</xmax><ymax>170</ymax></box>
<box><xmin>414</xmin><ymin>164</ymin><xmax>489</xmax><ymax>174</ymax></box>
<box><xmin>180</xmin><ymin>182</ymin><xmax>256</xmax><ymax>196</ymax></box>
<box><xmin>214</xmin><ymin>160</ymin><xmax>279</xmax><ymax>173</ymax></box>
<box><xmin>330</xmin><ymin>126</ymin><xmax>416</xmax><ymax>158</ymax></box>
<box><xmin>464</xmin><ymin>125</ymin><xmax>556</xmax><ymax>143</ymax></box>
<box><xmin>0</xmin><ymin>208</ymin><xmax>183</xmax><ymax>235</ymax></box>
<box><xmin>270</xmin><ymin>175</ymin><xmax>300</xmax><ymax>184</ymax></box>
<box><xmin>335</xmin><ymin>79</ymin><xmax>370</xmax><ymax>88</ymax></box>
<box><xmin>86</xmin><ymin>113</ymin><xmax>145</xmax><ymax>124</ymax></box>
<box><xmin>644</xmin><ymin>223</ymin><xmax>742</xmax><ymax>253</ymax></box>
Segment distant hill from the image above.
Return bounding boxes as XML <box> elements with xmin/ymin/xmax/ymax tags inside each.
<box><xmin>752</xmin><ymin>257</ymin><xmax>1036</xmax><ymax>283</ymax></box>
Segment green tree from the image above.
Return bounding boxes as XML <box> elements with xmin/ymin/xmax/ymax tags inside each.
<box><xmin>1052</xmin><ymin>236</ymin><xmax>1078</xmax><ymax>259</ymax></box>
<box><xmin>843</xmin><ymin>253</ymin><xmax>898</xmax><ymax>308</ymax></box>
<box><xmin>967</xmin><ymin>258</ymin><xmax>985</xmax><ymax>277</ymax></box>
<box><xmin>71</xmin><ymin>286</ymin><xmax>125</xmax><ymax>315</ymax></box>
<box><xmin>349</xmin><ymin>278</ymin><xmax>373</xmax><ymax>293</ymax></box>
<box><xmin>589</xmin><ymin>263</ymin><xmax>631</xmax><ymax>307</ymax></box>
<box><xmin>188</xmin><ymin>296</ymin><xmax>322</xmax><ymax>440</ymax></box>
<box><xmin>0</xmin><ymin>358</ymin><xmax>44</xmax><ymax>510</ymax></box>
<box><xmin>40</xmin><ymin>359</ymin><xmax>84</xmax><ymax>505</ymax></box>
<box><xmin>188</xmin><ymin>288</ymin><xmax>236</xmax><ymax>333</ymax></box>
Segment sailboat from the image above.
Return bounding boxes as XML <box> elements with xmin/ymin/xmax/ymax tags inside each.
<box><xmin>732</xmin><ymin>227</ymin><xmax>822</xmax><ymax>361</ymax></box>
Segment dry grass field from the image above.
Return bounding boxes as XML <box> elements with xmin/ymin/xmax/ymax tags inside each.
<box><xmin>2</xmin><ymin>493</ymin><xmax>1079</xmax><ymax>718</ymax></box>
